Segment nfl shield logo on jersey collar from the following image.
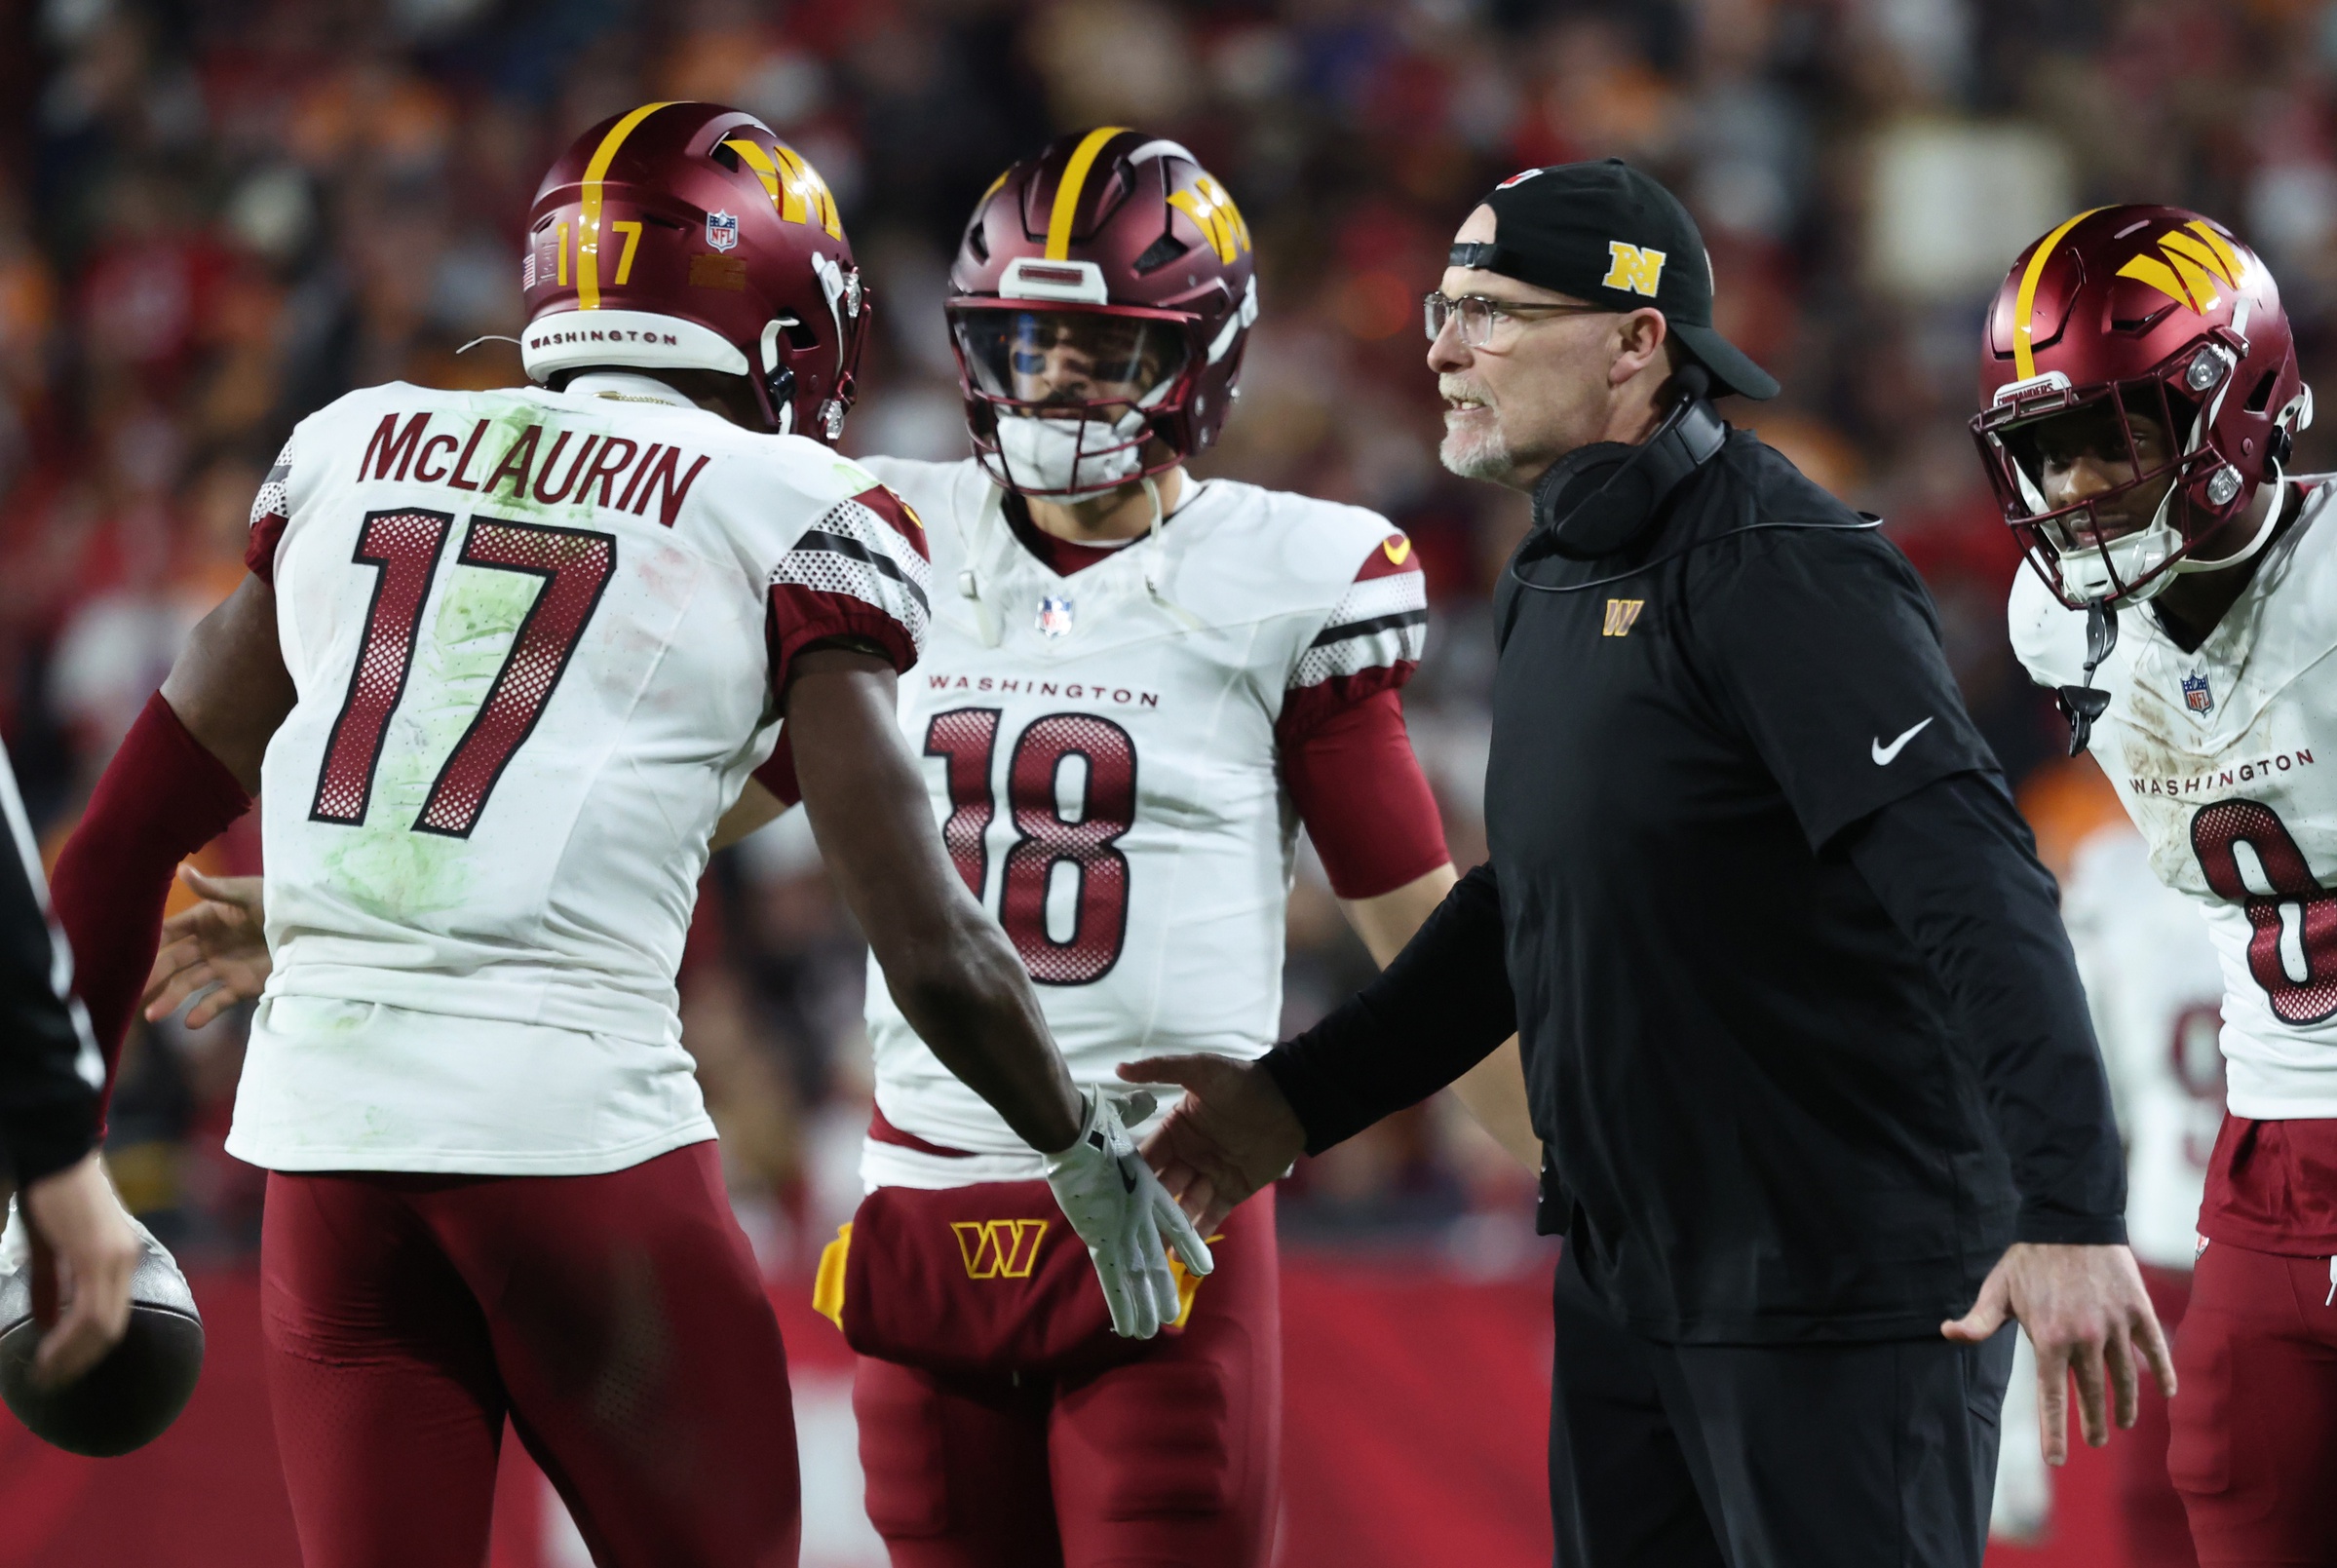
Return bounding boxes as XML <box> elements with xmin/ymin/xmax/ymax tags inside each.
<box><xmin>706</xmin><ymin>210</ymin><xmax>740</xmax><ymax>251</ymax></box>
<box><xmin>2182</xmin><ymin>671</ymin><xmax>2214</xmax><ymax>714</ymax></box>
<box><xmin>1037</xmin><ymin>594</ymin><xmax>1075</xmax><ymax>638</ymax></box>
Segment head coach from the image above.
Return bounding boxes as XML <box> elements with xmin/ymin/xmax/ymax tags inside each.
<box><xmin>1124</xmin><ymin>161</ymin><xmax>2173</xmax><ymax>1567</ymax></box>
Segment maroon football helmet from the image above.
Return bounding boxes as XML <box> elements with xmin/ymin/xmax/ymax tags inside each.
<box><xmin>520</xmin><ymin>101</ymin><xmax>868</xmax><ymax>442</ymax></box>
<box><xmin>945</xmin><ymin>127</ymin><xmax>1260</xmax><ymax>498</ymax></box>
<box><xmin>1972</xmin><ymin>205</ymin><xmax>2310</xmax><ymax>607</ymax></box>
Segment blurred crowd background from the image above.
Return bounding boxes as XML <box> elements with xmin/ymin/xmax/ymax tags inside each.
<box><xmin>3</xmin><ymin>0</ymin><xmax>2321</xmax><ymax>1274</ymax></box>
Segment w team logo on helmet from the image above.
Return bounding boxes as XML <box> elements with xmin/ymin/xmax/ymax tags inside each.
<box><xmin>520</xmin><ymin>101</ymin><xmax>869</xmax><ymax>443</ymax></box>
<box><xmin>945</xmin><ymin>128</ymin><xmax>1262</xmax><ymax>498</ymax></box>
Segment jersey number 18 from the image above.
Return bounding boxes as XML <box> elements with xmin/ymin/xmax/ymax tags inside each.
<box><xmin>923</xmin><ymin>708</ymin><xmax>1136</xmax><ymax>985</ymax></box>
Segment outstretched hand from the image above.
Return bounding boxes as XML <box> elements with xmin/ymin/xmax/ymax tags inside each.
<box><xmin>1116</xmin><ymin>1054</ymin><xmax>1308</xmax><ymax>1232</ymax></box>
<box><xmin>143</xmin><ymin>868</ymin><xmax>269</xmax><ymax>1026</ymax></box>
<box><xmin>1942</xmin><ymin>1241</ymin><xmax>2175</xmax><ymax>1466</ymax></box>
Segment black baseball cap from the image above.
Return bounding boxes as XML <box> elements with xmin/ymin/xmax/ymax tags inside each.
<box><xmin>1454</xmin><ymin>159</ymin><xmax>1780</xmax><ymax>401</ymax></box>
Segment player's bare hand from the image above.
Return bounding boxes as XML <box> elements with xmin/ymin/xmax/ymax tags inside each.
<box><xmin>1116</xmin><ymin>1054</ymin><xmax>1305</xmax><ymax>1232</ymax></box>
<box><xmin>19</xmin><ymin>1154</ymin><xmax>142</xmax><ymax>1388</ymax></box>
<box><xmin>142</xmin><ymin>869</ymin><xmax>269</xmax><ymax>1026</ymax></box>
<box><xmin>1942</xmin><ymin>1241</ymin><xmax>2174</xmax><ymax>1466</ymax></box>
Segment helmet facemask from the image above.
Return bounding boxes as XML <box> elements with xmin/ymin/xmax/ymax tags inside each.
<box><xmin>948</xmin><ymin>303</ymin><xmax>1198</xmax><ymax>499</ymax></box>
<box><xmin>1974</xmin><ymin>337</ymin><xmax>2270</xmax><ymax>607</ymax></box>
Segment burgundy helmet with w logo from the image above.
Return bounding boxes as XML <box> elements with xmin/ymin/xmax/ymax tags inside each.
<box><xmin>1972</xmin><ymin>205</ymin><xmax>2310</xmax><ymax>607</ymax></box>
<box><xmin>946</xmin><ymin>128</ymin><xmax>1261</xmax><ymax>498</ymax></box>
<box><xmin>521</xmin><ymin>101</ymin><xmax>869</xmax><ymax>442</ymax></box>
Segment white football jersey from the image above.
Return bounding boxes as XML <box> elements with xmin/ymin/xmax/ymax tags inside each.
<box><xmin>227</xmin><ymin>376</ymin><xmax>929</xmax><ymax>1174</ymax></box>
<box><xmin>855</xmin><ymin>457</ymin><xmax>1426</xmax><ymax>1188</ymax></box>
<box><xmin>2010</xmin><ymin>478</ymin><xmax>2337</xmax><ymax>1120</ymax></box>
<box><xmin>2062</xmin><ymin>823</ymin><xmax>2225</xmax><ymax>1269</ymax></box>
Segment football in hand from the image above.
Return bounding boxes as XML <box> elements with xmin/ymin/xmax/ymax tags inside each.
<box><xmin>0</xmin><ymin>1202</ymin><xmax>204</xmax><ymax>1457</ymax></box>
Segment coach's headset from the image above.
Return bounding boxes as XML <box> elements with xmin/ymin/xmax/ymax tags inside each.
<box><xmin>1508</xmin><ymin>363</ymin><xmax>1880</xmax><ymax>594</ymax></box>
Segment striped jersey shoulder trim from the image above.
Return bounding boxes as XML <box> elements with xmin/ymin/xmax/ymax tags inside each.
<box><xmin>1289</xmin><ymin>534</ymin><xmax>1428</xmax><ymax>691</ymax></box>
<box><xmin>851</xmin><ymin>482</ymin><xmax>933</xmax><ymax>563</ymax></box>
<box><xmin>771</xmin><ymin>493</ymin><xmax>934</xmax><ymax>653</ymax></box>
<box><xmin>246</xmin><ymin>436</ymin><xmax>296</xmax><ymax>583</ymax></box>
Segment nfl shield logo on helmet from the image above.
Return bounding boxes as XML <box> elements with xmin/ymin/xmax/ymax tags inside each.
<box><xmin>706</xmin><ymin>210</ymin><xmax>740</xmax><ymax>252</ymax></box>
<box><xmin>1036</xmin><ymin>595</ymin><xmax>1075</xmax><ymax>638</ymax></box>
<box><xmin>2183</xmin><ymin>672</ymin><xmax>2213</xmax><ymax>713</ymax></box>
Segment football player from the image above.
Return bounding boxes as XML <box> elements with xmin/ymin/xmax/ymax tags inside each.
<box><xmin>1977</xmin><ymin>205</ymin><xmax>2331</xmax><ymax>1564</ymax></box>
<box><xmin>47</xmin><ymin>101</ymin><xmax>1204</xmax><ymax>1568</ymax></box>
<box><xmin>697</xmin><ymin>127</ymin><xmax>1529</xmax><ymax>1568</ymax></box>
<box><xmin>143</xmin><ymin>126</ymin><xmax>1531</xmax><ymax>1568</ymax></box>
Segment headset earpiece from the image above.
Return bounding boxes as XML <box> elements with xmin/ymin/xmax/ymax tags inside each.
<box><xmin>1529</xmin><ymin>366</ymin><xmax>1726</xmax><ymax>559</ymax></box>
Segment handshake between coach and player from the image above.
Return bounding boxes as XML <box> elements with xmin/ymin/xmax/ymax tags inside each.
<box><xmin>140</xmin><ymin>861</ymin><xmax>1233</xmax><ymax>1341</ymax></box>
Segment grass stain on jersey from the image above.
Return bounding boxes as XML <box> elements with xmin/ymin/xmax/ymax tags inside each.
<box><xmin>478</xmin><ymin>402</ymin><xmax>551</xmax><ymax>515</ymax></box>
<box><xmin>322</xmin><ymin>542</ymin><xmax>547</xmax><ymax>919</ymax></box>
<box><xmin>473</xmin><ymin>398</ymin><xmax>624</xmax><ymax>521</ymax></box>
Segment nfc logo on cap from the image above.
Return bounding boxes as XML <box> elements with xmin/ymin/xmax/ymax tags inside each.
<box><xmin>1603</xmin><ymin>242</ymin><xmax>1667</xmax><ymax>297</ymax></box>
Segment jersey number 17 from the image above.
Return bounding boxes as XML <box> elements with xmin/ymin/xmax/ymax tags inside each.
<box><xmin>309</xmin><ymin>509</ymin><xmax>616</xmax><ymax>838</ymax></box>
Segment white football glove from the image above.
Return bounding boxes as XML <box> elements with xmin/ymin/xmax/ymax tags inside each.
<box><xmin>1044</xmin><ymin>1087</ymin><xmax>1212</xmax><ymax>1338</ymax></box>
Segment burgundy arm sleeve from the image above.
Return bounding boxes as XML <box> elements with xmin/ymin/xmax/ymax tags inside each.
<box><xmin>1279</xmin><ymin>687</ymin><xmax>1449</xmax><ymax>899</ymax></box>
<box><xmin>48</xmin><ymin>693</ymin><xmax>253</xmax><ymax>1120</ymax></box>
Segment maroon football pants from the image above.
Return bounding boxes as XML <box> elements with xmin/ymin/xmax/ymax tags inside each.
<box><xmin>2170</xmin><ymin>1237</ymin><xmax>2337</xmax><ymax>1566</ymax></box>
<box><xmin>259</xmin><ymin>1141</ymin><xmax>799</xmax><ymax>1568</ymax></box>
<box><xmin>852</xmin><ymin>1188</ymin><xmax>1281</xmax><ymax>1568</ymax></box>
<box><xmin>2127</xmin><ymin>1264</ymin><xmax>2200</xmax><ymax>1568</ymax></box>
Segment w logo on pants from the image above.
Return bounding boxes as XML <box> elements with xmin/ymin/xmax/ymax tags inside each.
<box><xmin>951</xmin><ymin>1219</ymin><xmax>1050</xmax><ymax>1280</ymax></box>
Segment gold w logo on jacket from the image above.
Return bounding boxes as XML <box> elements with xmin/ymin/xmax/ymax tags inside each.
<box><xmin>2117</xmin><ymin>221</ymin><xmax>2245</xmax><ymax>315</ymax></box>
<box><xmin>952</xmin><ymin>1219</ymin><xmax>1051</xmax><ymax>1280</ymax></box>
<box><xmin>1602</xmin><ymin>598</ymin><xmax>1646</xmax><ymax>637</ymax></box>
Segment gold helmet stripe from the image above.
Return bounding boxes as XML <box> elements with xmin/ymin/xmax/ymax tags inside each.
<box><xmin>1045</xmin><ymin>126</ymin><xmax>1130</xmax><ymax>261</ymax></box>
<box><xmin>2012</xmin><ymin>208</ymin><xmax>2104</xmax><ymax>382</ymax></box>
<box><xmin>578</xmin><ymin>101</ymin><xmax>676</xmax><ymax>310</ymax></box>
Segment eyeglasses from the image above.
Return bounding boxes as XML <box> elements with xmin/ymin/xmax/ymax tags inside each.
<box><xmin>1423</xmin><ymin>292</ymin><xmax>1609</xmax><ymax>348</ymax></box>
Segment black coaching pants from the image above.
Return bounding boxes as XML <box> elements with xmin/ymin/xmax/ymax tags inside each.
<box><xmin>1549</xmin><ymin>1246</ymin><xmax>2016</xmax><ymax>1568</ymax></box>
